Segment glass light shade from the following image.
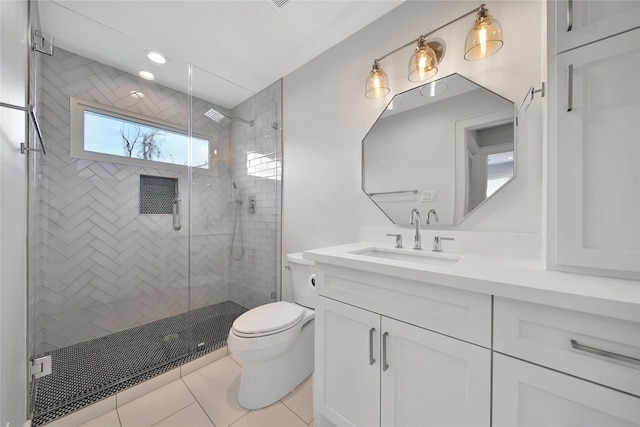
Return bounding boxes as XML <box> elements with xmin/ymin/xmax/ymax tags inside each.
<box><xmin>464</xmin><ymin>10</ymin><xmax>504</xmax><ymax>60</ymax></box>
<box><xmin>365</xmin><ymin>62</ymin><xmax>390</xmax><ymax>99</ymax></box>
<box><xmin>408</xmin><ymin>38</ymin><xmax>438</xmax><ymax>82</ymax></box>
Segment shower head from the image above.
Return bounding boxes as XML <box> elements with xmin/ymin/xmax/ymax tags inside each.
<box><xmin>204</xmin><ymin>107</ymin><xmax>254</xmax><ymax>127</ymax></box>
<box><xmin>233</xmin><ymin>182</ymin><xmax>238</xmax><ymax>190</ymax></box>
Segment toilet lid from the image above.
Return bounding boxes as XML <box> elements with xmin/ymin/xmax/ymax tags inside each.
<box><xmin>232</xmin><ymin>301</ymin><xmax>305</xmax><ymax>336</ymax></box>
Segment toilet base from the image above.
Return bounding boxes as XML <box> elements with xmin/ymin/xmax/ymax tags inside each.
<box><xmin>236</xmin><ymin>320</ymin><xmax>314</xmax><ymax>409</ymax></box>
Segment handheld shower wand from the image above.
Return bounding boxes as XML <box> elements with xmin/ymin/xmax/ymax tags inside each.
<box><xmin>231</xmin><ymin>181</ymin><xmax>244</xmax><ymax>260</ymax></box>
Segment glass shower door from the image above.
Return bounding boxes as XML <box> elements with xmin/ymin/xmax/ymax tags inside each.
<box><xmin>27</xmin><ymin>4</ymin><xmax>193</xmax><ymax>422</ymax></box>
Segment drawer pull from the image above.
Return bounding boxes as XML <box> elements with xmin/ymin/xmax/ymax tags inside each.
<box><xmin>369</xmin><ymin>328</ymin><xmax>376</xmax><ymax>365</ymax></box>
<box><xmin>382</xmin><ymin>332</ymin><xmax>389</xmax><ymax>372</ymax></box>
<box><xmin>566</xmin><ymin>0</ymin><xmax>573</xmax><ymax>31</ymax></box>
<box><xmin>570</xmin><ymin>339</ymin><xmax>640</xmax><ymax>366</ymax></box>
<box><xmin>567</xmin><ymin>64</ymin><xmax>573</xmax><ymax>112</ymax></box>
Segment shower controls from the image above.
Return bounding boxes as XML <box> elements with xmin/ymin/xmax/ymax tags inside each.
<box><xmin>248</xmin><ymin>196</ymin><xmax>256</xmax><ymax>214</ymax></box>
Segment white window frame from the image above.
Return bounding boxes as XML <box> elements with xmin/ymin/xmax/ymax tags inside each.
<box><xmin>70</xmin><ymin>97</ymin><xmax>216</xmax><ymax>171</ymax></box>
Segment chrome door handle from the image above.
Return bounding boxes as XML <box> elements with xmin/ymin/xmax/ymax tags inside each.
<box><xmin>571</xmin><ymin>339</ymin><xmax>640</xmax><ymax>366</ymax></box>
<box><xmin>369</xmin><ymin>327</ymin><xmax>376</xmax><ymax>365</ymax></box>
<box><xmin>567</xmin><ymin>64</ymin><xmax>573</xmax><ymax>112</ymax></box>
<box><xmin>173</xmin><ymin>198</ymin><xmax>182</xmax><ymax>231</ymax></box>
<box><xmin>382</xmin><ymin>332</ymin><xmax>389</xmax><ymax>371</ymax></box>
<box><xmin>567</xmin><ymin>0</ymin><xmax>573</xmax><ymax>31</ymax></box>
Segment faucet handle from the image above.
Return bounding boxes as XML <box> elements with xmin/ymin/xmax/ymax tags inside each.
<box><xmin>386</xmin><ymin>233</ymin><xmax>403</xmax><ymax>248</ymax></box>
<box><xmin>433</xmin><ymin>236</ymin><xmax>454</xmax><ymax>252</ymax></box>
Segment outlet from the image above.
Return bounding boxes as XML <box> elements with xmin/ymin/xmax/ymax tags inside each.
<box><xmin>420</xmin><ymin>190</ymin><xmax>437</xmax><ymax>202</ymax></box>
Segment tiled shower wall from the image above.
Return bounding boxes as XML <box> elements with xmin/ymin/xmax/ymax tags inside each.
<box><xmin>31</xmin><ymin>47</ymin><xmax>281</xmax><ymax>354</ymax></box>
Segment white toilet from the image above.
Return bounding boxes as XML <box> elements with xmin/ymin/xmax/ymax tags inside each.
<box><xmin>227</xmin><ymin>252</ymin><xmax>316</xmax><ymax>409</ymax></box>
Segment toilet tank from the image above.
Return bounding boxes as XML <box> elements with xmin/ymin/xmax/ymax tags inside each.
<box><xmin>286</xmin><ymin>252</ymin><xmax>316</xmax><ymax>309</ymax></box>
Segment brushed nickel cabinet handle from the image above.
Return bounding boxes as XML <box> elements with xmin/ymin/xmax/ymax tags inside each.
<box><xmin>382</xmin><ymin>332</ymin><xmax>389</xmax><ymax>371</ymax></box>
<box><xmin>567</xmin><ymin>0</ymin><xmax>573</xmax><ymax>31</ymax></box>
<box><xmin>567</xmin><ymin>64</ymin><xmax>574</xmax><ymax>112</ymax></box>
<box><xmin>369</xmin><ymin>328</ymin><xmax>376</xmax><ymax>365</ymax></box>
<box><xmin>571</xmin><ymin>339</ymin><xmax>640</xmax><ymax>365</ymax></box>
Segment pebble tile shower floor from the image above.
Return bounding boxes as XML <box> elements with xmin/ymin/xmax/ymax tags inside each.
<box><xmin>31</xmin><ymin>300</ymin><xmax>247</xmax><ymax>426</ymax></box>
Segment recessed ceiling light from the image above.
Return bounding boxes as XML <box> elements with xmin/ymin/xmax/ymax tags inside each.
<box><xmin>129</xmin><ymin>90</ymin><xmax>145</xmax><ymax>99</ymax></box>
<box><xmin>138</xmin><ymin>71</ymin><xmax>155</xmax><ymax>80</ymax></box>
<box><xmin>147</xmin><ymin>51</ymin><xmax>167</xmax><ymax>64</ymax></box>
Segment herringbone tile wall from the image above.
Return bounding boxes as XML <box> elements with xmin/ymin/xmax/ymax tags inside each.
<box><xmin>31</xmin><ymin>48</ymin><xmax>281</xmax><ymax>355</ymax></box>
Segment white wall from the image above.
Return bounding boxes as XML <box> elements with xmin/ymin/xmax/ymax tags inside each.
<box><xmin>282</xmin><ymin>1</ymin><xmax>544</xmax><ymax>299</ymax></box>
<box><xmin>0</xmin><ymin>0</ymin><xmax>29</xmax><ymax>425</ymax></box>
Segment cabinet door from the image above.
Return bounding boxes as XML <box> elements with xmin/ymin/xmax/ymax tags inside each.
<box><xmin>554</xmin><ymin>28</ymin><xmax>640</xmax><ymax>275</ymax></box>
<box><xmin>555</xmin><ymin>0</ymin><xmax>640</xmax><ymax>53</ymax></box>
<box><xmin>380</xmin><ymin>317</ymin><xmax>490</xmax><ymax>427</ymax></box>
<box><xmin>315</xmin><ymin>297</ymin><xmax>380</xmax><ymax>427</ymax></box>
<box><xmin>493</xmin><ymin>353</ymin><xmax>640</xmax><ymax>426</ymax></box>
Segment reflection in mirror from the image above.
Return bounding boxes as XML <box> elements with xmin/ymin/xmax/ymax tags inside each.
<box><xmin>362</xmin><ymin>73</ymin><xmax>515</xmax><ymax>226</ymax></box>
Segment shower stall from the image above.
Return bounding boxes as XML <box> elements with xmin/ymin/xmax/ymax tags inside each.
<box><xmin>26</xmin><ymin>3</ymin><xmax>282</xmax><ymax>425</ymax></box>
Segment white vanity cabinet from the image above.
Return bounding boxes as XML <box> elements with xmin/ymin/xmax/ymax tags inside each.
<box><xmin>554</xmin><ymin>0</ymin><xmax>640</xmax><ymax>53</ymax></box>
<box><xmin>548</xmin><ymin>2</ymin><xmax>640</xmax><ymax>277</ymax></box>
<box><xmin>315</xmin><ymin>297</ymin><xmax>381</xmax><ymax>427</ymax></box>
<box><xmin>493</xmin><ymin>353</ymin><xmax>640</xmax><ymax>427</ymax></box>
<box><xmin>312</xmin><ymin>261</ymin><xmax>492</xmax><ymax>427</ymax></box>
<box><xmin>493</xmin><ymin>297</ymin><xmax>640</xmax><ymax>426</ymax></box>
<box><xmin>315</xmin><ymin>296</ymin><xmax>491</xmax><ymax>427</ymax></box>
<box><xmin>306</xmin><ymin>242</ymin><xmax>640</xmax><ymax>427</ymax></box>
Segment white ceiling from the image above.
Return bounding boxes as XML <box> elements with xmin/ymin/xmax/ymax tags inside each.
<box><xmin>38</xmin><ymin>0</ymin><xmax>403</xmax><ymax>108</ymax></box>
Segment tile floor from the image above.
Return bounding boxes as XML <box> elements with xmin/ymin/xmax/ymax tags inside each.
<box><xmin>45</xmin><ymin>351</ymin><xmax>313</xmax><ymax>427</ymax></box>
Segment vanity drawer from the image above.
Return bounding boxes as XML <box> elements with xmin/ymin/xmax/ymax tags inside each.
<box><xmin>494</xmin><ymin>297</ymin><xmax>640</xmax><ymax>396</ymax></box>
<box><xmin>315</xmin><ymin>263</ymin><xmax>492</xmax><ymax>348</ymax></box>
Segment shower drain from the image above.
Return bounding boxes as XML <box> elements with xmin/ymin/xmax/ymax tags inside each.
<box><xmin>163</xmin><ymin>333</ymin><xmax>179</xmax><ymax>343</ymax></box>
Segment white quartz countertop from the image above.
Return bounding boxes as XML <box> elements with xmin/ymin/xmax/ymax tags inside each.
<box><xmin>304</xmin><ymin>242</ymin><xmax>640</xmax><ymax>321</ymax></box>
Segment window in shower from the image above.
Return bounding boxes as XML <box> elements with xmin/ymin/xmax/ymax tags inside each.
<box><xmin>70</xmin><ymin>97</ymin><xmax>213</xmax><ymax>169</ymax></box>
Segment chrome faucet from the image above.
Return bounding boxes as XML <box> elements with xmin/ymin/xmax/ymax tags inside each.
<box><xmin>410</xmin><ymin>209</ymin><xmax>422</xmax><ymax>250</ymax></box>
<box><xmin>426</xmin><ymin>209</ymin><xmax>439</xmax><ymax>225</ymax></box>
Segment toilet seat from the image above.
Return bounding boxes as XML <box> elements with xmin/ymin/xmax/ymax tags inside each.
<box><xmin>232</xmin><ymin>301</ymin><xmax>305</xmax><ymax>338</ymax></box>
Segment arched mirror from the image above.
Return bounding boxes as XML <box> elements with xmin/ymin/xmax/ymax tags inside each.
<box><xmin>362</xmin><ymin>73</ymin><xmax>516</xmax><ymax>226</ymax></box>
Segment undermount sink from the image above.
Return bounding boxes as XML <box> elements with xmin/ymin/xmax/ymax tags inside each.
<box><xmin>350</xmin><ymin>247</ymin><xmax>461</xmax><ymax>266</ymax></box>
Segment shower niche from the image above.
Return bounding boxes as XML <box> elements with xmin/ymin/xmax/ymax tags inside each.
<box><xmin>139</xmin><ymin>175</ymin><xmax>178</xmax><ymax>215</ymax></box>
<box><xmin>27</xmin><ymin>3</ymin><xmax>282</xmax><ymax>424</ymax></box>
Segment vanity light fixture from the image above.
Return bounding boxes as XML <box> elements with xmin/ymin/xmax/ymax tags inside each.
<box><xmin>365</xmin><ymin>3</ymin><xmax>503</xmax><ymax>98</ymax></box>
<box><xmin>464</xmin><ymin>4</ymin><xmax>503</xmax><ymax>60</ymax></box>
<box><xmin>365</xmin><ymin>60</ymin><xmax>390</xmax><ymax>99</ymax></box>
<box><xmin>408</xmin><ymin>37</ymin><xmax>438</xmax><ymax>82</ymax></box>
